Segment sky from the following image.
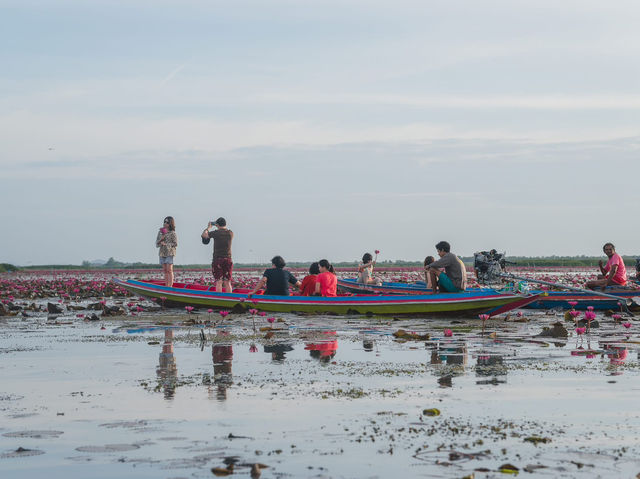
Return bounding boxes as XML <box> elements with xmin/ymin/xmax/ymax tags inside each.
<box><xmin>1</xmin><ymin>0</ymin><xmax>639</xmax><ymax>265</ymax></box>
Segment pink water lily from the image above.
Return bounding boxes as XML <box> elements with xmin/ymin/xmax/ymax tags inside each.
<box><xmin>444</xmin><ymin>329</ymin><xmax>453</xmax><ymax>337</ymax></box>
<box><xmin>612</xmin><ymin>314</ymin><xmax>621</xmax><ymax>320</ymax></box>
<box><xmin>219</xmin><ymin>310</ymin><xmax>229</xmax><ymax>317</ymax></box>
<box><xmin>258</xmin><ymin>311</ymin><xmax>267</xmax><ymax>317</ymax></box>
<box><xmin>374</xmin><ymin>250</ymin><xmax>380</xmax><ymax>255</ymax></box>
<box><xmin>569</xmin><ymin>310</ymin><xmax>580</xmax><ymax>319</ymax></box>
<box><xmin>267</xmin><ymin>317</ymin><xmax>275</xmax><ymax>323</ymax></box>
<box><xmin>185</xmin><ymin>306</ymin><xmax>194</xmax><ymax>313</ymax></box>
<box><xmin>478</xmin><ymin>314</ymin><xmax>490</xmax><ymax>321</ymax></box>
<box><xmin>249</xmin><ymin>344</ymin><xmax>258</xmax><ymax>353</ymax></box>
<box><xmin>622</xmin><ymin>322</ymin><xmax>632</xmax><ymax>329</ymax></box>
<box><xmin>584</xmin><ymin>311</ymin><xmax>596</xmax><ymax>321</ymax></box>
<box><xmin>575</xmin><ymin>327</ymin><xmax>586</xmax><ymax>335</ymax></box>
<box><xmin>587</xmin><ymin>306</ymin><xmax>594</xmax><ymax>311</ymax></box>
<box><xmin>249</xmin><ymin>308</ymin><xmax>258</xmax><ymax>315</ymax></box>
<box><xmin>207</xmin><ymin>309</ymin><xmax>213</xmax><ymax>313</ymax></box>
<box><xmin>568</xmin><ymin>301</ymin><xmax>578</xmax><ymax>307</ymax></box>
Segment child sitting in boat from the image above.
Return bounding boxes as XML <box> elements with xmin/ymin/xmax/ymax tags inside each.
<box><xmin>357</xmin><ymin>252</ymin><xmax>378</xmax><ymax>284</ymax></box>
<box><xmin>300</xmin><ymin>262</ymin><xmax>320</xmax><ymax>296</ymax></box>
<box><xmin>423</xmin><ymin>256</ymin><xmax>437</xmax><ymax>290</ymax></box>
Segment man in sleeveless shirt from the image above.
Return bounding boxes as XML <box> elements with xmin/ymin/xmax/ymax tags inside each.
<box><xmin>202</xmin><ymin>217</ymin><xmax>234</xmax><ymax>292</ymax></box>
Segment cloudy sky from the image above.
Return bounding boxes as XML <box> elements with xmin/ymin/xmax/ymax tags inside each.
<box><xmin>1</xmin><ymin>0</ymin><xmax>639</xmax><ymax>265</ymax></box>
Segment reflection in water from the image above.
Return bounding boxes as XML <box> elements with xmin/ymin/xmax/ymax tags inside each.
<box><xmin>428</xmin><ymin>342</ymin><xmax>467</xmax><ymax>387</ymax></box>
<box><xmin>156</xmin><ymin>329</ymin><xmax>178</xmax><ymax>400</ymax></box>
<box><xmin>212</xmin><ymin>342</ymin><xmax>233</xmax><ymax>401</ymax></box>
<box><xmin>305</xmin><ymin>339</ymin><xmax>338</xmax><ymax>364</ymax></box>
<box><xmin>475</xmin><ymin>352</ymin><xmax>507</xmax><ymax>385</ymax></box>
<box><xmin>264</xmin><ymin>343</ymin><xmax>294</xmax><ymax>363</ymax></box>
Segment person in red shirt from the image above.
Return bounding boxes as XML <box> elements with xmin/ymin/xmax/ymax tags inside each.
<box><xmin>315</xmin><ymin>259</ymin><xmax>337</xmax><ymax>297</ymax></box>
<box><xmin>586</xmin><ymin>242</ymin><xmax>628</xmax><ymax>290</ymax></box>
<box><xmin>300</xmin><ymin>262</ymin><xmax>320</xmax><ymax>296</ymax></box>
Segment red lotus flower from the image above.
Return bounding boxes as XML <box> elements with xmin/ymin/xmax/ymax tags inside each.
<box><xmin>267</xmin><ymin>317</ymin><xmax>275</xmax><ymax>323</ymax></box>
<box><xmin>219</xmin><ymin>310</ymin><xmax>229</xmax><ymax>317</ymax></box>
<box><xmin>622</xmin><ymin>322</ymin><xmax>632</xmax><ymax>329</ymax></box>
<box><xmin>374</xmin><ymin>250</ymin><xmax>380</xmax><ymax>255</ymax></box>
<box><xmin>249</xmin><ymin>344</ymin><xmax>258</xmax><ymax>353</ymax></box>
<box><xmin>444</xmin><ymin>329</ymin><xmax>453</xmax><ymax>337</ymax></box>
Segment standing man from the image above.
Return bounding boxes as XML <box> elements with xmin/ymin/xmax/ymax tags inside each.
<box><xmin>424</xmin><ymin>241</ymin><xmax>467</xmax><ymax>294</ymax></box>
<box><xmin>202</xmin><ymin>217</ymin><xmax>234</xmax><ymax>292</ymax></box>
<box><xmin>586</xmin><ymin>242</ymin><xmax>627</xmax><ymax>290</ymax></box>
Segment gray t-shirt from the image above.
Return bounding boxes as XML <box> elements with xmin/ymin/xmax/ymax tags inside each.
<box><xmin>427</xmin><ymin>253</ymin><xmax>466</xmax><ymax>290</ymax></box>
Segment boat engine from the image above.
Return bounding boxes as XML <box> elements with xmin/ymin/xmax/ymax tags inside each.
<box><xmin>473</xmin><ymin>250</ymin><xmax>509</xmax><ymax>285</ymax></box>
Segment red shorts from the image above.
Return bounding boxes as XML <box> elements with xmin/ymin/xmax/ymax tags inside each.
<box><xmin>212</xmin><ymin>257</ymin><xmax>233</xmax><ymax>281</ymax></box>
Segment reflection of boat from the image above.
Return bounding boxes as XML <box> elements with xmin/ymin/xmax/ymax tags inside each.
<box><xmin>339</xmin><ymin>278</ymin><xmax>639</xmax><ymax>311</ymax></box>
<box><xmin>114</xmin><ymin>279</ymin><xmax>540</xmax><ymax>317</ymax></box>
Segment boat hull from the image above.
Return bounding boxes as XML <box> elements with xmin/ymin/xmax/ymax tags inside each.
<box><xmin>338</xmin><ymin>279</ymin><xmax>639</xmax><ymax>311</ymax></box>
<box><xmin>115</xmin><ymin>279</ymin><xmax>538</xmax><ymax>317</ymax></box>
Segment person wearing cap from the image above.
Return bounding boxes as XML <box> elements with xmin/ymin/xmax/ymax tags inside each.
<box><xmin>201</xmin><ymin>217</ymin><xmax>234</xmax><ymax>292</ymax></box>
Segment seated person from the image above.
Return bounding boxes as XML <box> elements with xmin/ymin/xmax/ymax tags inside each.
<box><xmin>314</xmin><ymin>259</ymin><xmax>337</xmax><ymax>297</ymax></box>
<box><xmin>634</xmin><ymin>258</ymin><xmax>640</xmax><ymax>283</ymax></box>
<box><xmin>300</xmin><ymin>262</ymin><xmax>320</xmax><ymax>296</ymax></box>
<box><xmin>357</xmin><ymin>253</ymin><xmax>378</xmax><ymax>284</ymax></box>
<box><xmin>586</xmin><ymin>243</ymin><xmax>627</xmax><ymax>290</ymax></box>
<box><xmin>424</xmin><ymin>241</ymin><xmax>467</xmax><ymax>294</ymax></box>
<box><xmin>423</xmin><ymin>256</ymin><xmax>437</xmax><ymax>290</ymax></box>
<box><xmin>248</xmin><ymin>256</ymin><xmax>301</xmax><ymax>296</ymax></box>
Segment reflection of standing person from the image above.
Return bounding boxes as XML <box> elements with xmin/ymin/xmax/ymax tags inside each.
<box><xmin>201</xmin><ymin>217</ymin><xmax>234</xmax><ymax>293</ymax></box>
<box><xmin>212</xmin><ymin>343</ymin><xmax>233</xmax><ymax>401</ymax></box>
<box><xmin>156</xmin><ymin>216</ymin><xmax>178</xmax><ymax>287</ymax></box>
<box><xmin>156</xmin><ymin>329</ymin><xmax>178</xmax><ymax>399</ymax></box>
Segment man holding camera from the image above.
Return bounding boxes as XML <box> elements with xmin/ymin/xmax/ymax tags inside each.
<box><xmin>202</xmin><ymin>217</ymin><xmax>234</xmax><ymax>292</ymax></box>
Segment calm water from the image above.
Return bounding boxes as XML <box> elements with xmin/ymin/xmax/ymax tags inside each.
<box><xmin>1</xmin><ymin>304</ymin><xmax>640</xmax><ymax>478</ymax></box>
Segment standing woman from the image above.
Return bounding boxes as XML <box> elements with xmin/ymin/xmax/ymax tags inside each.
<box><xmin>315</xmin><ymin>259</ymin><xmax>337</xmax><ymax>297</ymax></box>
<box><xmin>156</xmin><ymin>216</ymin><xmax>178</xmax><ymax>287</ymax></box>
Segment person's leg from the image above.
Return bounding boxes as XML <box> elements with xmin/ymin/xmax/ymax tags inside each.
<box><xmin>162</xmin><ymin>263</ymin><xmax>169</xmax><ymax>286</ymax></box>
<box><xmin>437</xmin><ymin>272</ymin><xmax>462</xmax><ymax>293</ymax></box>
<box><xmin>429</xmin><ymin>269</ymin><xmax>440</xmax><ymax>294</ymax></box>
<box><xmin>223</xmin><ymin>259</ymin><xmax>233</xmax><ymax>293</ymax></box>
<box><xmin>586</xmin><ymin>278</ymin><xmax>607</xmax><ymax>290</ymax></box>
<box><xmin>167</xmin><ymin>264</ymin><xmax>174</xmax><ymax>288</ymax></box>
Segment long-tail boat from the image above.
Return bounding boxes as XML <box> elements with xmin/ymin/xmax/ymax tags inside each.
<box><xmin>115</xmin><ymin>278</ymin><xmax>539</xmax><ymax>317</ymax></box>
<box><xmin>337</xmin><ymin>278</ymin><xmax>639</xmax><ymax>311</ymax></box>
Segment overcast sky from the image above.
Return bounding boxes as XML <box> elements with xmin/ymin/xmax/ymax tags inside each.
<box><xmin>1</xmin><ymin>0</ymin><xmax>639</xmax><ymax>265</ymax></box>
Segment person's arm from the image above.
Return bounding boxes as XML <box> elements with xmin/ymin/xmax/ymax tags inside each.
<box><xmin>248</xmin><ymin>277</ymin><xmax>267</xmax><ymax>297</ymax></box>
<box><xmin>426</xmin><ymin>255</ymin><xmax>451</xmax><ymax>270</ymax></box>
<box><xmin>201</xmin><ymin>224</ymin><xmax>212</xmax><ymax>244</ymax></box>
<box><xmin>156</xmin><ymin>230</ymin><xmax>163</xmax><ymax>248</ymax></box>
<box><xmin>603</xmin><ymin>264</ymin><xmax>618</xmax><ymax>289</ymax></box>
<box><xmin>598</xmin><ymin>259</ymin><xmax>607</xmax><ymax>276</ymax></box>
<box><xmin>166</xmin><ymin>231</ymin><xmax>177</xmax><ymax>248</ymax></box>
<box><xmin>314</xmin><ymin>281</ymin><xmax>321</xmax><ymax>296</ymax></box>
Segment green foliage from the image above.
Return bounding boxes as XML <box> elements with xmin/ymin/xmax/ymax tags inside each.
<box><xmin>0</xmin><ymin>263</ymin><xmax>19</xmax><ymax>273</ymax></box>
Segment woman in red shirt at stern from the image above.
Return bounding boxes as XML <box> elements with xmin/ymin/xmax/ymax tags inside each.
<box><xmin>314</xmin><ymin>259</ymin><xmax>337</xmax><ymax>297</ymax></box>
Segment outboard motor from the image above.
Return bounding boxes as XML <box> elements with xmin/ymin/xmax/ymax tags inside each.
<box><xmin>473</xmin><ymin>250</ymin><xmax>508</xmax><ymax>285</ymax></box>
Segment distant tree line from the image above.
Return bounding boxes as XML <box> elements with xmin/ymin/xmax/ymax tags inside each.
<box><xmin>5</xmin><ymin>255</ymin><xmax>638</xmax><ymax>272</ymax></box>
